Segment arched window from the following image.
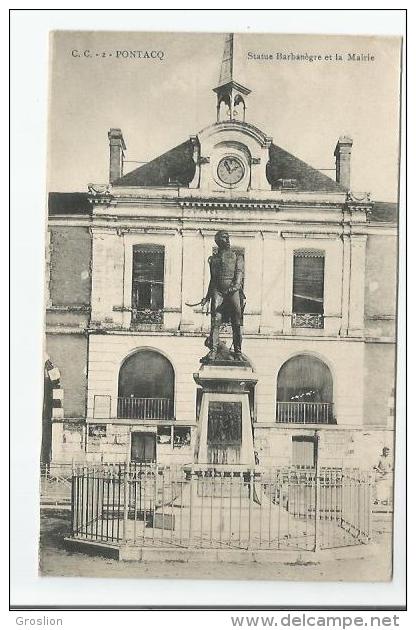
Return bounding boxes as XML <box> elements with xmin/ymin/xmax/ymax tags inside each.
<box><xmin>233</xmin><ymin>94</ymin><xmax>245</xmax><ymax>121</ymax></box>
<box><xmin>276</xmin><ymin>354</ymin><xmax>334</xmax><ymax>424</ymax></box>
<box><xmin>218</xmin><ymin>95</ymin><xmax>231</xmax><ymax>121</ymax></box>
<box><xmin>117</xmin><ymin>350</ymin><xmax>174</xmax><ymax>420</ymax></box>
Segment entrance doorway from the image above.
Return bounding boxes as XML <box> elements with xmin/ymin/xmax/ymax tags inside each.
<box><xmin>131</xmin><ymin>432</ymin><xmax>156</xmax><ymax>463</ymax></box>
<box><xmin>292</xmin><ymin>435</ymin><xmax>317</xmax><ymax>467</ymax></box>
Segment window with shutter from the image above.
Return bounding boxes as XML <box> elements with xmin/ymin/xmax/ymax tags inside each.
<box><xmin>292</xmin><ymin>249</ymin><xmax>324</xmax><ymax>329</ymax></box>
<box><xmin>292</xmin><ymin>436</ymin><xmax>317</xmax><ymax>467</ymax></box>
<box><xmin>131</xmin><ymin>245</ymin><xmax>164</xmax><ymax>324</ymax></box>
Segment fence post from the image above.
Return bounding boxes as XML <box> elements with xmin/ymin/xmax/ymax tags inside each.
<box><xmin>314</xmin><ymin>434</ymin><xmax>321</xmax><ymax>552</ymax></box>
<box><xmin>123</xmin><ymin>462</ymin><xmax>129</xmax><ymax>544</ymax></box>
<box><xmin>248</xmin><ymin>469</ymin><xmax>253</xmax><ymax>549</ymax></box>
<box><xmin>71</xmin><ymin>471</ymin><xmax>75</xmax><ymax>535</ymax></box>
<box><xmin>188</xmin><ymin>468</ymin><xmax>195</xmax><ymax>547</ymax></box>
<box><xmin>368</xmin><ymin>470</ymin><xmax>374</xmax><ymax>542</ymax></box>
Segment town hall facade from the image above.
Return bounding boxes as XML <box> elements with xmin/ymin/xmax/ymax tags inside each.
<box><xmin>43</xmin><ymin>34</ymin><xmax>397</xmax><ymax>471</ymax></box>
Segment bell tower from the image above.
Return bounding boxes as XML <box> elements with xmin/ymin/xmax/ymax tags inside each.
<box><xmin>213</xmin><ymin>33</ymin><xmax>251</xmax><ymax>123</ymax></box>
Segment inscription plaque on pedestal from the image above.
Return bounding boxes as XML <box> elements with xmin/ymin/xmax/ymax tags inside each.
<box><xmin>207</xmin><ymin>401</ymin><xmax>242</xmax><ymax>464</ymax></box>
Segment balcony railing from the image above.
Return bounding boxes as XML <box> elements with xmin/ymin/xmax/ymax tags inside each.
<box><xmin>276</xmin><ymin>402</ymin><xmax>334</xmax><ymax>424</ymax></box>
<box><xmin>117</xmin><ymin>397</ymin><xmax>174</xmax><ymax>420</ymax></box>
<box><xmin>131</xmin><ymin>308</ymin><xmax>163</xmax><ymax>326</ymax></box>
<box><xmin>292</xmin><ymin>313</ymin><xmax>324</xmax><ymax>329</ymax></box>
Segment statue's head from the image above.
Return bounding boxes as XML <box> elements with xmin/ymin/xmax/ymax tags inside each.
<box><xmin>214</xmin><ymin>230</ymin><xmax>230</xmax><ymax>249</ymax></box>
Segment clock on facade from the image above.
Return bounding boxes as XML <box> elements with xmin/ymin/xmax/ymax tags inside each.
<box><xmin>217</xmin><ymin>156</ymin><xmax>245</xmax><ymax>185</ymax></box>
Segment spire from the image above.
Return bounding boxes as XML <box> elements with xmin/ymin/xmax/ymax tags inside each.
<box><xmin>213</xmin><ymin>33</ymin><xmax>251</xmax><ymax>123</ymax></box>
<box><xmin>218</xmin><ymin>33</ymin><xmax>234</xmax><ymax>86</ymax></box>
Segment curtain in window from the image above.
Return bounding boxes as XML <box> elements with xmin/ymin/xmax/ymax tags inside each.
<box><xmin>292</xmin><ymin>250</ymin><xmax>324</xmax><ymax>314</ymax></box>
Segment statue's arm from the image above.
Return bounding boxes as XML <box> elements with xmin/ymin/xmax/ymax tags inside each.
<box><xmin>228</xmin><ymin>253</ymin><xmax>244</xmax><ymax>293</ymax></box>
<box><xmin>202</xmin><ymin>256</ymin><xmax>214</xmax><ymax>304</ymax></box>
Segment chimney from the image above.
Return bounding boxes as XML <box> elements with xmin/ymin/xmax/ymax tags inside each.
<box><xmin>108</xmin><ymin>128</ymin><xmax>126</xmax><ymax>184</ymax></box>
<box><xmin>334</xmin><ymin>136</ymin><xmax>353</xmax><ymax>189</ymax></box>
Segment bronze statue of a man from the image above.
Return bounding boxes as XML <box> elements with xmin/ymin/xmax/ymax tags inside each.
<box><xmin>201</xmin><ymin>231</ymin><xmax>245</xmax><ymax>361</ymax></box>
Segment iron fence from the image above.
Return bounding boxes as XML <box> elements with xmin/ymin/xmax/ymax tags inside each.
<box><xmin>70</xmin><ymin>463</ymin><xmax>373</xmax><ymax>551</ymax></box>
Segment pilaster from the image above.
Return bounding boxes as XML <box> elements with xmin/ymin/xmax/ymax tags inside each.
<box><xmin>260</xmin><ymin>232</ymin><xmax>283</xmax><ymax>333</ymax></box>
<box><xmin>340</xmin><ymin>232</ymin><xmax>351</xmax><ymax>336</ymax></box>
<box><xmin>348</xmin><ymin>234</ymin><xmax>367</xmax><ymax>336</ymax></box>
<box><xmin>90</xmin><ymin>228</ymin><xmax>120</xmax><ymax>325</ymax></box>
<box><xmin>180</xmin><ymin>230</ymin><xmax>205</xmax><ymax>331</ymax></box>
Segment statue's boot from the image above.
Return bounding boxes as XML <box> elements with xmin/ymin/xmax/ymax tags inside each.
<box><xmin>203</xmin><ymin>323</ymin><xmax>220</xmax><ymax>362</ymax></box>
<box><xmin>233</xmin><ymin>326</ymin><xmax>243</xmax><ymax>361</ymax></box>
<box><xmin>212</xmin><ymin>323</ymin><xmax>220</xmax><ymax>349</ymax></box>
<box><xmin>201</xmin><ymin>348</ymin><xmax>217</xmax><ymax>362</ymax></box>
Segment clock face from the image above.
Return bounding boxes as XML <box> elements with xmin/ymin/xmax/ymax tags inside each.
<box><xmin>217</xmin><ymin>156</ymin><xmax>245</xmax><ymax>185</ymax></box>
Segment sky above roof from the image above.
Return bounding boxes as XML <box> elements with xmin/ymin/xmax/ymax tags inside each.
<box><xmin>48</xmin><ymin>31</ymin><xmax>401</xmax><ymax>201</ymax></box>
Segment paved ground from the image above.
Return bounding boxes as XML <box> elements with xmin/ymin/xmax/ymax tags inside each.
<box><xmin>39</xmin><ymin>509</ymin><xmax>392</xmax><ymax>581</ymax></box>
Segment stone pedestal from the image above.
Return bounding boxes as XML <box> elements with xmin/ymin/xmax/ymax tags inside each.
<box><xmin>193</xmin><ymin>361</ymin><xmax>257</xmax><ymax>466</ymax></box>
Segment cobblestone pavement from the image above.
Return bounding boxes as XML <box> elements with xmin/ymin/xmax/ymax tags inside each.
<box><xmin>39</xmin><ymin>509</ymin><xmax>392</xmax><ymax>581</ymax></box>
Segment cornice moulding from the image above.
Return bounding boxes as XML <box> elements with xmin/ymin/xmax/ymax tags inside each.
<box><xmin>281</xmin><ymin>232</ymin><xmax>340</xmax><ymax>239</ymax></box>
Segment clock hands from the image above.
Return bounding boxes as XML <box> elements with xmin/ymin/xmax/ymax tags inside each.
<box><xmin>218</xmin><ymin>157</ymin><xmax>243</xmax><ymax>183</ymax></box>
<box><xmin>223</xmin><ymin>159</ymin><xmax>240</xmax><ymax>174</ymax></box>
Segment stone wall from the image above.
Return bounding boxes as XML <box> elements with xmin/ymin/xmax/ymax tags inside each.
<box><xmin>49</xmin><ymin>226</ymin><xmax>91</xmax><ymax>306</ymax></box>
<box><xmin>363</xmin><ymin>343</ymin><xmax>396</xmax><ymax>427</ymax></box>
<box><xmin>52</xmin><ymin>420</ymin><xmax>394</xmax><ymax>468</ymax></box>
<box><xmin>254</xmin><ymin>425</ymin><xmax>394</xmax><ymax>470</ymax></box>
<box><xmin>51</xmin><ymin>421</ymin><xmax>85</xmax><ymax>463</ymax></box>
<box><xmin>365</xmin><ymin>233</ymin><xmax>397</xmax><ymax>338</ymax></box>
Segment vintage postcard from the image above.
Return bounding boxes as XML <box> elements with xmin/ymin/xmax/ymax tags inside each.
<box><xmin>40</xmin><ymin>30</ymin><xmax>401</xmax><ymax>582</ymax></box>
